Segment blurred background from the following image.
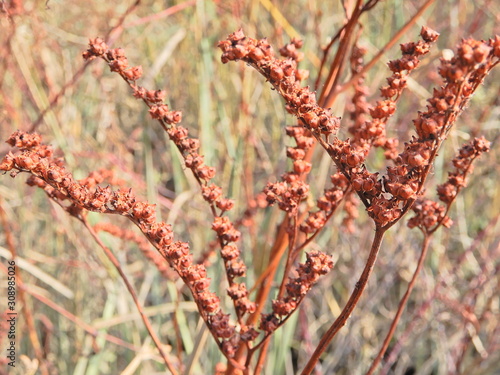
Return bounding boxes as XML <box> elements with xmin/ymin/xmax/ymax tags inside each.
<box><xmin>0</xmin><ymin>1</ymin><xmax>499</xmax><ymax>374</ymax></box>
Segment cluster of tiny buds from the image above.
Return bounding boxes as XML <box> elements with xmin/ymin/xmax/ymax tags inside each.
<box><xmin>279</xmin><ymin>37</ymin><xmax>305</xmax><ymax>62</ymax></box>
<box><xmin>349</xmin><ymin>27</ymin><xmax>439</xmax><ymax>164</ymax></box>
<box><xmin>437</xmin><ymin>137</ymin><xmax>490</xmax><ymax>204</ymax></box>
<box><xmin>83</xmin><ymin>38</ymin><xmax>253</xmax><ymax>333</ymax></box>
<box><xmin>166</xmin><ymin>125</ymin><xmax>221</xmax><ymax>185</ymax></box>
<box><xmin>212</xmin><ymin>218</ymin><xmax>241</xmax><ymax>249</ymax></box>
<box><xmin>83</xmin><ymin>38</ymin><xmax>143</xmax><ymax>82</ymax></box>
<box><xmin>83</xmin><ymin>38</ymin><xmax>221</xmax><ymax>190</ymax></box>
<box><xmin>218</xmin><ymin>29</ymin><xmax>339</xmax><ymax>136</ymax></box>
<box><xmin>375</xmin><ymin>36</ymin><xmax>499</xmax><ymax>226</ymax></box>
<box><xmin>343</xmin><ymin>45</ymin><xmax>373</xmax><ymax>232</ymax></box>
<box><xmin>414</xmin><ymin>36</ymin><xmax>499</xmax><ymax>141</ymax></box>
<box><xmin>84</xmin><ymin>38</ymin><xmax>245</xmax><ymax>286</ymax></box>
<box><xmin>1</xmin><ymin>131</ymin><xmax>242</xmax><ymax>350</ymax></box>
<box><xmin>327</xmin><ymin>28</ymin><xmax>441</xmax><ymax>225</ymax></box>
<box><xmin>378</xmin><ymin>26</ymin><xmax>438</xmax><ymax>158</ymax></box>
<box><xmin>367</xmin><ymin>196</ymin><xmax>402</xmax><ymax>225</ymax></box>
<box><xmin>207</xmin><ymin>311</ymin><xmax>242</xmax><ymax>356</ymax></box>
<box><xmin>407</xmin><ymin>199</ymin><xmax>452</xmax><ymax>231</ymax></box>
<box><xmin>167</xmin><ymin>244</ymin><xmax>244</xmax><ymax>355</ymax></box>
<box><xmin>347</xmin><ymin>45</ymin><xmax>371</xmax><ymax>146</ymax></box>
<box><xmin>365</xmin><ymin>36</ymin><xmax>497</xmax><ymax>226</ymax></box>
<box><xmin>219</xmin><ymin>30</ymin><xmax>498</xmax><ymax>231</ymax></box>
<box><xmin>408</xmin><ymin>137</ymin><xmax>490</xmax><ymax>233</ymax></box>
<box><xmin>300</xmin><ymin>173</ymin><xmax>349</xmax><ymax>234</ymax></box>
<box><xmin>264</xmin><ymin>179</ymin><xmax>309</xmax><ymax>215</ymax></box>
<box><xmin>260</xmin><ymin>251</ymin><xmax>334</xmax><ymax>333</ymax></box>
<box><xmin>264</xmin><ymin>125</ymin><xmax>314</xmax><ymax>215</ymax></box>
<box><xmin>211</xmin><ymin>219</ymin><xmax>256</xmax><ymax>318</ymax></box>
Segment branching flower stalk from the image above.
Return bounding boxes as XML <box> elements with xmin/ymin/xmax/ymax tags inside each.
<box><xmin>1</xmin><ymin>13</ymin><xmax>499</xmax><ymax>373</ymax></box>
<box><xmin>366</xmin><ymin>137</ymin><xmax>491</xmax><ymax>375</ymax></box>
<box><xmin>81</xmin><ymin>39</ymin><xmax>258</xmax><ymax>334</ymax></box>
<box><xmin>0</xmin><ymin>131</ymin><xmax>243</xmax><ymax>369</ymax></box>
<box><xmin>218</xmin><ymin>29</ymin><xmax>499</xmax><ymax>373</ymax></box>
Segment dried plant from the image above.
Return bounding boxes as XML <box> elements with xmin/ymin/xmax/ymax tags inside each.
<box><xmin>1</xmin><ymin>2</ymin><xmax>499</xmax><ymax>375</ymax></box>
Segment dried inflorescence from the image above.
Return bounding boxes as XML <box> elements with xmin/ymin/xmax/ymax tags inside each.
<box><xmin>0</xmin><ymin>131</ymin><xmax>243</xmax><ymax>357</ymax></box>
<box><xmin>81</xmin><ymin>36</ymin><xmax>338</xmax><ymax>356</ymax></box>
<box><xmin>350</xmin><ymin>27</ymin><xmax>439</xmax><ymax>160</ymax></box>
<box><xmin>279</xmin><ymin>37</ymin><xmax>305</xmax><ymax>62</ymax></box>
<box><xmin>413</xmin><ymin>39</ymin><xmax>498</xmax><ymax>141</ymax></box>
<box><xmin>218</xmin><ymin>29</ymin><xmax>340</xmax><ymax>137</ymax></box>
<box><xmin>407</xmin><ymin>199</ymin><xmax>451</xmax><ymax>231</ymax></box>
<box><xmin>83</xmin><ymin>38</ymin><xmax>256</xmax><ymax>327</ymax></box>
<box><xmin>408</xmin><ymin>137</ymin><xmax>491</xmax><ymax>233</ymax></box>
<box><xmin>299</xmin><ymin>173</ymin><xmax>349</xmax><ymax>234</ymax></box>
<box><xmin>3</xmin><ymin>24</ymin><xmax>498</xmax><ymax>373</ymax></box>
<box><xmin>260</xmin><ymin>250</ymin><xmax>334</xmax><ymax>333</ymax></box>
<box><xmin>260</xmin><ymin>39</ymin><xmax>315</xmax><ymax>217</ymax></box>
<box><xmin>219</xmin><ymin>29</ymin><xmax>498</xmax><ymax>229</ymax></box>
<box><xmin>437</xmin><ymin>137</ymin><xmax>490</xmax><ymax>203</ymax></box>
<box><xmin>263</xmin><ymin>124</ymin><xmax>314</xmax><ymax>223</ymax></box>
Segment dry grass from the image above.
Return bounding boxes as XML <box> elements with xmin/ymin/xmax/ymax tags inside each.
<box><xmin>1</xmin><ymin>1</ymin><xmax>499</xmax><ymax>374</ymax></box>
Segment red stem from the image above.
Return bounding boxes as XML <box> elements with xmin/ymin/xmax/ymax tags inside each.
<box><xmin>365</xmin><ymin>234</ymin><xmax>431</xmax><ymax>375</ymax></box>
<box><xmin>301</xmin><ymin>225</ymin><xmax>387</xmax><ymax>374</ymax></box>
<box><xmin>81</xmin><ymin>217</ymin><xmax>179</xmax><ymax>375</ymax></box>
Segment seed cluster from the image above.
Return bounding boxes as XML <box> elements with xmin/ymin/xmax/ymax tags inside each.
<box><xmin>408</xmin><ymin>136</ymin><xmax>491</xmax><ymax>233</ymax></box>
<box><xmin>437</xmin><ymin>137</ymin><xmax>491</xmax><ymax>204</ymax></box>
<box><xmin>219</xmin><ymin>29</ymin><xmax>340</xmax><ymax>136</ymax></box>
<box><xmin>350</xmin><ymin>27</ymin><xmax>439</xmax><ymax>161</ymax></box>
<box><xmin>0</xmin><ymin>131</ymin><xmax>243</xmax><ymax>357</ymax></box>
<box><xmin>249</xmin><ymin>37</ymin><xmax>316</xmax><ymax>216</ymax></box>
<box><xmin>2</xmin><ymin>26</ymin><xmax>497</xmax><ymax>371</ymax></box>
<box><xmin>218</xmin><ymin>29</ymin><xmax>500</xmax><ymax>228</ymax></box>
<box><xmin>83</xmin><ymin>38</ymin><xmax>255</xmax><ymax>331</ymax></box>
<box><xmin>299</xmin><ymin>173</ymin><xmax>349</xmax><ymax>234</ymax></box>
<box><xmin>260</xmin><ymin>250</ymin><xmax>334</xmax><ymax>333</ymax></box>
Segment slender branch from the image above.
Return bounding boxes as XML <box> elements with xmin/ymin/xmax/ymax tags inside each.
<box><xmin>326</xmin><ymin>0</ymin><xmax>436</xmax><ymax>107</ymax></box>
<box><xmin>301</xmin><ymin>225</ymin><xmax>387</xmax><ymax>375</ymax></box>
<box><xmin>321</xmin><ymin>0</ymin><xmax>364</xmax><ymax>107</ymax></box>
<box><xmin>80</xmin><ymin>217</ymin><xmax>179</xmax><ymax>375</ymax></box>
<box><xmin>277</xmin><ymin>214</ymin><xmax>299</xmax><ymax>299</ymax></box>
<box><xmin>365</xmin><ymin>234</ymin><xmax>431</xmax><ymax>375</ymax></box>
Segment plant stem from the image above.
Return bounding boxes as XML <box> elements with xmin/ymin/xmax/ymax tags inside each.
<box><xmin>301</xmin><ymin>226</ymin><xmax>387</xmax><ymax>375</ymax></box>
<box><xmin>365</xmin><ymin>234</ymin><xmax>431</xmax><ymax>375</ymax></box>
<box><xmin>327</xmin><ymin>0</ymin><xmax>436</xmax><ymax>107</ymax></box>
<box><xmin>81</xmin><ymin>217</ymin><xmax>179</xmax><ymax>375</ymax></box>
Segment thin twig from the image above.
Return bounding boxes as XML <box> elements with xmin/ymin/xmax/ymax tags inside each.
<box><xmin>325</xmin><ymin>0</ymin><xmax>436</xmax><ymax>108</ymax></box>
<box><xmin>301</xmin><ymin>226</ymin><xmax>387</xmax><ymax>375</ymax></box>
<box><xmin>365</xmin><ymin>234</ymin><xmax>431</xmax><ymax>375</ymax></box>
<box><xmin>80</xmin><ymin>216</ymin><xmax>179</xmax><ymax>375</ymax></box>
